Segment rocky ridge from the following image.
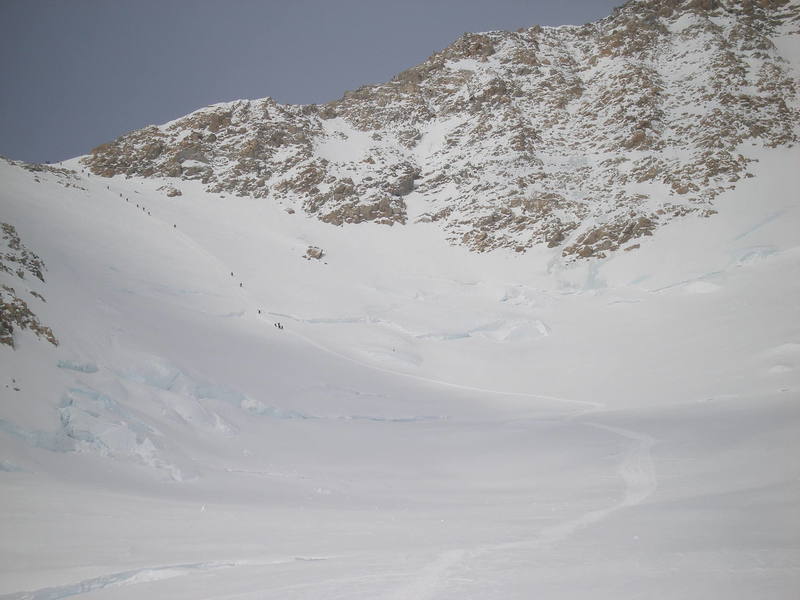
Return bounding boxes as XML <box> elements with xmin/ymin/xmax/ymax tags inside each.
<box><xmin>83</xmin><ymin>0</ymin><xmax>800</xmax><ymax>259</ymax></box>
<box><xmin>0</xmin><ymin>222</ymin><xmax>57</xmax><ymax>348</ymax></box>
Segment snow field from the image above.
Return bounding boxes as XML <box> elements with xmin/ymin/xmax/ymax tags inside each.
<box><xmin>0</xmin><ymin>144</ymin><xmax>799</xmax><ymax>598</ymax></box>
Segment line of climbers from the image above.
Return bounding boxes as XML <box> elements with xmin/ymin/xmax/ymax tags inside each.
<box><xmin>111</xmin><ymin>185</ymin><xmax>282</xmax><ymax>330</ymax></box>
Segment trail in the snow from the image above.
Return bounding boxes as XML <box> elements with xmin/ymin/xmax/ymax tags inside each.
<box><xmin>383</xmin><ymin>550</ymin><xmax>467</xmax><ymax>600</ymax></box>
<box><xmin>383</xmin><ymin>421</ymin><xmax>657</xmax><ymax>599</ymax></box>
<box><xmin>490</xmin><ymin>421</ymin><xmax>656</xmax><ymax>551</ymax></box>
<box><xmin>589</xmin><ymin>423</ymin><xmax>658</xmax><ymax>508</ymax></box>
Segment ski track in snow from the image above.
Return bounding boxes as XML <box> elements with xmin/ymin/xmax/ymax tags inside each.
<box><xmin>382</xmin><ymin>421</ymin><xmax>657</xmax><ymax>599</ymax></box>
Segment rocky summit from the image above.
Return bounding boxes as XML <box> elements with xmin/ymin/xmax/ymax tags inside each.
<box><xmin>83</xmin><ymin>0</ymin><xmax>800</xmax><ymax>259</ymax></box>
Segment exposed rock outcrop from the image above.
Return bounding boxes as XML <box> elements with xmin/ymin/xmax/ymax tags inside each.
<box><xmin>0</xmin><ymin>223</ymin><xmax>57</xmax><ymax>348</ymax></box>
<box><xmin>304</xmin><ymin>246</ymin><xmax>324</xmax><ymax>260</ymax></box>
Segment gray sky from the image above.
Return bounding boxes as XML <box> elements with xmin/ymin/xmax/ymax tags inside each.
<box><xmin>0</xmin><ymin>0</ymin><xmax>621</xmax><ymax>163</ymax></box>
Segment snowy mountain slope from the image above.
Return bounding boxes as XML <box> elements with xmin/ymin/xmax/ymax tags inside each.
<box><xmin>83</xmin><ymin>0</ymin><xmax>800</xmax><ymax>260</ymax></box>
<box><xmin>1</xmin><ymin>1</ymin><xmax>800</xmax><ymax>598</ymax></box>
<box><xmin>1</xmin><ymin>138</ymin><xmax>799</xmax><ymax>598</ymax></box>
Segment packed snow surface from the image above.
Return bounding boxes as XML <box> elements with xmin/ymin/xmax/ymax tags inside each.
<box><xmin>1</xmin><ymin>144</ymin><xmax>799</xmax><ymax>598</ymax></box>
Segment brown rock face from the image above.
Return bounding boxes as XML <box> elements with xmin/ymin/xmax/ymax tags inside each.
<box><xmin>304</xmin><ymin>246</ymin><xmax>324</xmax><ymax>260</ymax></box>
<box><xmin>157</xmin><ymin>185</ymin><xmax>182</xmax><ymax>197</ymax></box>
<box><xmin>564</xmin><ymin>216</ymin><xmax>657</xmax><ymax>259</ymax></box>
<box><xmin>0</xmin><ymin>222</ymin><xmax>57</xmax><ymax>348</ymax></box>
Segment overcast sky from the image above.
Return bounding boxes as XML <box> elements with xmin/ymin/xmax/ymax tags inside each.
<box><xmin>0</xmin><ymin>0</ymin><xmax>622</xmax><ymax>163</ymax></box>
